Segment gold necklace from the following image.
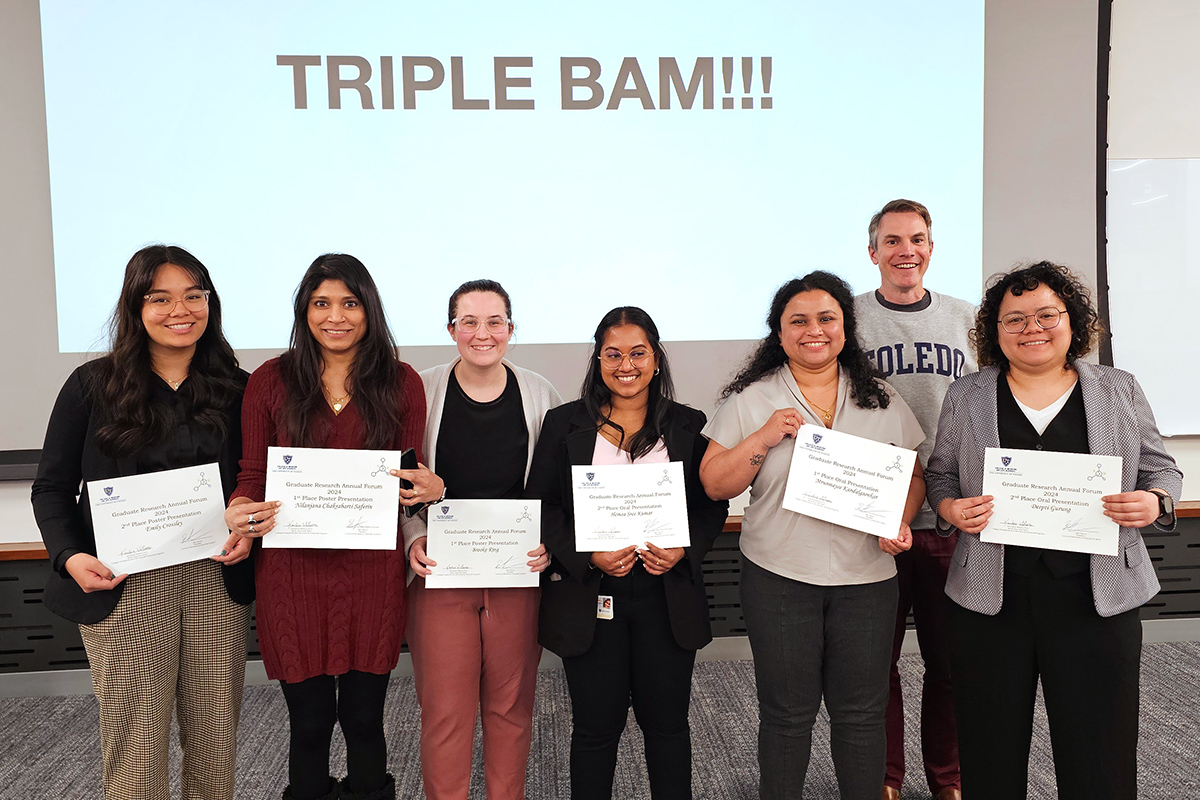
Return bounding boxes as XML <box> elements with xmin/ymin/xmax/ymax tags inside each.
<box><xmin>155</xmin><ymin>371</ymin><xmax>187</xmax><ymax>391</ymax></box>
<box><xmin>323</xmin><ymin>385</ymin><xmax>350</xmax><ymax>415</ymax></box>
<box><xmin>799</xmin><ymin>390</ymin><xmax>834</xmax><ymax>422</ymax></box>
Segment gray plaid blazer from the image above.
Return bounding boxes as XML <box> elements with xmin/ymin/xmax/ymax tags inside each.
<box><xmin>925</xmin><ymin>362</ymin><xmax>1182</xmax><ymax>617</ymax></box>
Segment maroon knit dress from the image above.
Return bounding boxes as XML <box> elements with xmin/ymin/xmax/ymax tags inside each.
<box><xmin>233</xmin><ymin>357</ymin><xmax>426</xmax><ymax>683</ymax></box>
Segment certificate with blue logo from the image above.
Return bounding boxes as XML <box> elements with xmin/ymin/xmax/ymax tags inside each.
<box><xmin>781</xmin><ymin>427</ymin><xmax>917</xmax><ymax>538</ymax></box>
<box><xmin>89</xmin><ymin>463</ymin><xmax>227</xmax><ymax>574</ymax></box>
<box><xmin>425</xmin><ymin>499</ymin><xmax>541</xmax><ymax>588</ymax></box>
<box><xmin>981</xmin><ymin>448</ymin><xmax>1121</xmax><ymax>556</ymax></box>
<box><xmin>571</xmin><ymin>462</ymin><xmax>689</xmax><ymax>550</ymax></box>
<box><xmin>264</xmin><ymin>446</ymin><xmax>401</xmax><ymax>549</ymax></box>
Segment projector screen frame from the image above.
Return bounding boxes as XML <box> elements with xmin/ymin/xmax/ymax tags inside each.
<box><xmin>0</xmin><ymin>0</ymin><xmax>1113</xmax><ymax>480</ymax></box>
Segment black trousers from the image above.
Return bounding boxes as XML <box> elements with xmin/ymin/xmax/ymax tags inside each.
<box><xmin>561</xmin><ymin>567</ymin><xmax>697</xmax><ymax>800</ymax></box>
<box><xmin>949</xmin><ymin>560</ymin><xmax>1142</xmax><ymax>800</ymax></box>
<box><xmin>279</xmin><ymin>670</ymin><xmax>391</xmax><ymax>799</ymax></box>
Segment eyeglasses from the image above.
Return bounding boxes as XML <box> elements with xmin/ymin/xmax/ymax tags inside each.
<box><xmin>999</xmin><ymin>306</ymin><xmax>1068</xmax><ymax>334</ymax></box>
<box><xmin>598</xmin><ymin>348</ymin><xmax>652</xmax><ymax>370</ymax></box>
<box><xmin>452</xmin><ymin>316</ymin><xmax>510</xmax><ymax>334</ymax></box>
<box><xmin>143</xmin><ymin>290</ymin><xmax>210</xmax><ymax>316</ymax></box>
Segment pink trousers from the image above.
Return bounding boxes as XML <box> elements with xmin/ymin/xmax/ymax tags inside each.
<box><xmin>406</xmin><ymin>578</ymin><xmax>542</xmax><ymax>800</ymax></box>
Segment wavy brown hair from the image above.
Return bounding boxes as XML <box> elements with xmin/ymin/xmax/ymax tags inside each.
<box><xmin>971</xmin><ymin>261</ymin><xmax>1103</xmax><ymax>369</ymax></box>
<box><xmin>278</xmin><ymin>254</ymin><xmax>404</xmax><ymax>449</ymax></box>
<box><xmin>93</xmin><ymin>245</ymin><xmax>242</xmax><ymax>456</ymax></box>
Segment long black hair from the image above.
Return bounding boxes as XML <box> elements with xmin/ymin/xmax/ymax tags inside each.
<box><xmin>580</xmin><ymin>307</ymin><xmax>676</xmax><ymax>459</ymax></box>
<box><xmin>721</xmin><ymin>271</ymin><xmax>890</xmax><ymax>410</ymax></box>
<box><xmin>971</xmin><ymin>260</ymin><xmax>1103</xmax><ymax>369</ymax></box>
<box><xmin>278</xmin><ymin>253</ymin><xmax>404</xmax><ymax>449</ymax></box>
<box><xmin>93</xmin><ymin>244</ymin><xmax>242</xmax><ymax>456</ymax></box>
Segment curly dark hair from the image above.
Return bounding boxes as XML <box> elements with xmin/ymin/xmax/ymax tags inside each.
<box><xmin>721</xmin><ymin>271</ymin><xmax>890</xmax><ymax>409</ymax></box>
<box><xmin>579</xmin><ymin>306</ymin><xmax>677</xmax><ymax>460</ymax></box>
<box><xmin>971</xmin><ymin>261</ymin><xmax>1103</xmax><ymax>369</ymax></box>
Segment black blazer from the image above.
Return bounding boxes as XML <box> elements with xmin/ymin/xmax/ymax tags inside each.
<box><xmin>30</xmin><ymin>361</ymin><xmax>254</xmax><ymax>624</ymax></box>
<box><xmin>526</xmin><ymin>400</ymin><xmax>728</xmax><ymax>657</ymax></box>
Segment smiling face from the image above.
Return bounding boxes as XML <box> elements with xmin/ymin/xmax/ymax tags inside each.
<box><xmin>997</xmin><ymin>283</ymin><xmax>1071</xmax><ymax>375</ymax></box>
<box><xmin>778</xmin><ymin>289</ymin><xmax>845</xmax><ymax>374</ymax></box>
<box><xmin>449</xmin><ymin>290</ymin><xmax>512</xmax><ymax>370</ymax></box>
<box><xmin>868</xmin><ymin>211</ymin><xmax>933</xmax><ymax>302</ymax></box>
<box><xmin>598</xmin><ymin>324</ymin><xmax>658</xmax><ymax>404</ymax></box>
<box><xmin>306</xmin><ymin>279</ymin><xmax>366</xmax><ymax>357</ymax></box>
<box><xmin>140</xmin><ymin>263</ymin><xmax>209</xmax><ymax>359</ymax></box>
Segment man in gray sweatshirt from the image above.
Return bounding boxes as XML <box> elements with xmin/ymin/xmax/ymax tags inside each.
<box><xmin>854</xmin><ymin>199</ymin><xmax>977</xmax><ymax>800</ymax></box>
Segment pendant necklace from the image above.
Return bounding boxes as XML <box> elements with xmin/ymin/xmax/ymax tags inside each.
<box><xmin>800</xmin><ymin>391</ymin><xmax>834</xmax><ymax>423</ymax></box>
<box><xmin>156</xmin><ymin>371</ymin><xmax>187</xmax><ymax>391</ymax></box>
<box><xmin>324</xmin><ymin>385</ymin><xmax>350</xmax><ymax>415</ymax></box>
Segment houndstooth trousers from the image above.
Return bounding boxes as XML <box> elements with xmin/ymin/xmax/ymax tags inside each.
<box><xmin>80</xmin><ymin>559</ymin><xmax>250</xmax><ymax>800</ymax></box>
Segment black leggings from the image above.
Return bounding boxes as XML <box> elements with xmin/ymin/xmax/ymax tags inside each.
<box><xmin>279</xmin><ymin>670</ymin><xmax>391</xmax><ymax>799</ymax></box>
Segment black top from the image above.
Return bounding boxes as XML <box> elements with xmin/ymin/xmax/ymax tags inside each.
<box><xmin>30</xmin><ymin>360</ymin><xmax>253</xmax><ymax>623</ymax></box>
<box><xmin>526</xmin><ymin>399</ymin><xmax>730</xmax><ymax>657</ymax></box>
<box><xmin>436</xmin><ymin>366</ymin><xmax>528</xmax><ymax>500</ymax></box>
<box><xmin>997</xmin><ymin>374</ymin><xmax>1091</xmax><ymax>578</ymax></box>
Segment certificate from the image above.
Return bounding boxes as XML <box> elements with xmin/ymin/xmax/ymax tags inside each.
<box><xmin>264</xmin><ymin>446</ymin><xmax>401</xmax><ymax>550</ymax></box>
<box><xmin>571</xmin><ymin>462</ymin><xmax>690</xmax><ymax>550</ymax></box>
<box><xmin>425</xmin><ymin>499</ymin><xmax>541</xmax><ymax>589</ymax></box>
<box><xmin>89</xmin><ymin>463</ymin><xmax>227</xmax><ymax>575</ymax></box>
<box><xmin>981</xmin><ymin>448</ymin><xmax>1121</xmax><ymax>556</ymax></box>
<box><xmin>781</xmin><ymin>427</ymin><xmax>917</xmax><ymax>539</ymax></box>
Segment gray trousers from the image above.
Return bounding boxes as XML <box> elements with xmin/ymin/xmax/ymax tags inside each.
<box><xmin>741</xmin><ymin>559</ymin><xmax>897</xmax><ymax>800</ymax></box>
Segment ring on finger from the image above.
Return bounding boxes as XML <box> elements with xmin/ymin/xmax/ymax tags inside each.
<box><xmin>249</xmin><ymin>525</ymin><xmax>255</xmax><ymax>533</ymax></box>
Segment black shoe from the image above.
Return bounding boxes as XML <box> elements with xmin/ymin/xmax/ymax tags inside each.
<box><xmin>338</xmin><ymin>773</ymin><xmax>396</xmax><ymax>800</ymax></box>
<box><xmin>282</xmin><ymin>777</ymin><xmax>339</xmax><ymax>800</ymax></box>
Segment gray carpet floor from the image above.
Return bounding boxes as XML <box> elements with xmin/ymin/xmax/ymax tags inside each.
<box><xmin>1</xmin><ymin>642</ymin><xmax>1198</xmax><ymax>799</ymax></box>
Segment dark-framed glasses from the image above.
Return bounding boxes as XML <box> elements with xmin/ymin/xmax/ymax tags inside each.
<box><xmin>598</xmin><ymin>348</ymin><xmax>652</xmax><ymax>370</ymax></box>
<box><xmin>999</xmin><ymin>306</ymin><xmax>1067</xmax><ymax>334</ymax></box>
<box><xmin>143</xmin><ymin>290</ymin><xmax>210</xmax><ymax>316</ymax></box>
<box><xmin>453</xmin><ymin>316</ymin><xmax>510</xmax><ymax>334</ymax></box>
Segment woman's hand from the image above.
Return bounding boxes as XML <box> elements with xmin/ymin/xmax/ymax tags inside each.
<box><xmin>1102</xmin><ymin>490</ymin><xmax>1161</xmax><ymax>528</ymax></box>
<box><xmin>639</xmin><ymin>542</ymin><xmax>684</xmax><ymax>576</ymax></box>
<box><xmin>526</xmin><ymin>542</ymin><xmax>551</xmax><ymax>573</ymax></box>
<box><xmin>879</xmin><ymin>523</ymin><xmax>914</xmax><ymax>556</ymax></box>
<box><xmin>590</xmin><ymin>545</ymin><xmax>639</xmax><ymax>578</ymax></box>
<box><xmin>391</xmin><ymin>463</ymin><xmax>445</xmax><ymax>507</ymax></box>
<box><xmin>757</xmin><ymin>407</ymin><xmax>805</xmax><ymax>449</ymax></box>
<box><xmin>938</xmin><ymin>495</ymin><xmax>994</xmax><ymax>534</ymax></box>
<box><xmin>224</xmin><ymin>496</ymin><xmax>281</xmax><ymax>539</ymax></box>
<box><xmin>409</xmin><ymin>536</ymin><xmax>436</xmax><ymax>577</ymax></box>
<box><xmin>64</xmin><ymin>552</ymin><xmax>126</xmax><ymax>593</ymax></box>
<box><xmin>212</xmin><ymin>531</ymin><xmax>253</xmax><ymax>565</ymax></box>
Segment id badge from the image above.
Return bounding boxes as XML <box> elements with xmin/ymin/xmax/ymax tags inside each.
<box><xmin>596</xmin><ymin>595</ymin><xmax>614</xmax><ymax>620</ymax></box>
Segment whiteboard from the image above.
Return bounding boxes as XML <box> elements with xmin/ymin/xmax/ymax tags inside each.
<box><xmin>1106</xmin><ymin>158</ymin><xmax>1200</xmax><ymax>435</ymax></box>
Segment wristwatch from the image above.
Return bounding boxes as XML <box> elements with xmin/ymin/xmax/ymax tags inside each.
<box><xmin>1149</xmin><ymin>489</ymin><xmax>1175</xmax><ymax>526</ymax></box>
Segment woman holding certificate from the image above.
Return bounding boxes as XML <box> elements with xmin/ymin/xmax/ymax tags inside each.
<box><xmin>405</xmin><ymin>279</ymin><xmax>562</xmax><ymax>800</ymax></box>
<box><xmin>924</xmin><ymin>261</ymin><xmax>1181</xmax><ymax>800</ymax></box>
<box><xmin>225</xmin><ymin>254</ymin><xmax>434</xmax><ymax>800</ymax></box>
<box><xmin>698</xmin><ymin>271</ymin><xmax>926</xmax><ymax>800</ymax></box>
<box><xmin>31</xmin><ymin>244</ymin><xmax>253</xmax><ymax>800</ymax></box>
<box><xmin>526</xmin><ymin>306</ymin><xmax>729</xmax><ymax>800</ymax></box>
